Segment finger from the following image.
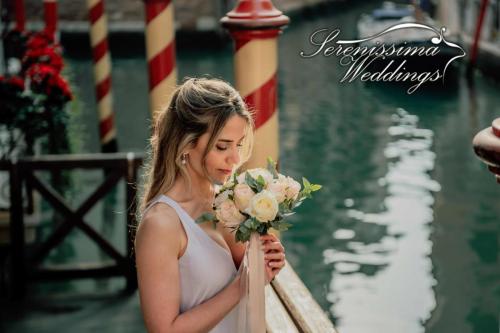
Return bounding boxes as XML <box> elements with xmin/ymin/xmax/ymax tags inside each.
<box><xmin>263</xmin><ymin>241</ymin><xmax>284</xmax><ymax>253</ymax></box>
<box><xmin>272</xmin><ymin>267</ymin><xmax>283</xmax><ymax>276</ymax></box>
<box><xmin>265</xmin><ymin>263</ymin><xmax>274</xmax><ymax>281</ymax></box>
<box><xmin>267</xmin><ymin>260</ymin><xmax>284</xmax><ymax>267</ymax></box>
<box><xmin>260</xmin><ymin>233</ymin><xmax>277</xmax><ymax>239</ymax></box>
<box><xmin>260</xmin><ymin>235</ymin><xmax>271</xmax><ymax>243</ymax></box>
<box><xmin>260</xmin><ymin>234</ymin><xmax>278</xmax><ymax>243</ymax></box>
<box><xmin>262</xmin><ymin>239</ymin><xmax>281</xmax><ymax>248</ymax></box>
<box><xmin>264</xmin><ymin>252</ymin><xmax>285</xmax><ymax>261</ymax></box>
<box><xmin>267</xmin><ymin>256</ymin><xmax>285</xmax><ymax>266</ymax></box>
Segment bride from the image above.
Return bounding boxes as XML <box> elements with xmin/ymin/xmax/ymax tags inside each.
<box><xmin>135</xmin><ymin>77</ymin><xmax>286</xmax><ymax>332</ymax></box>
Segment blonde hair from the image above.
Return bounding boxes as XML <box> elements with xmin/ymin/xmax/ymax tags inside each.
<box><xmin>138</xmin><ymin>77</ymin><xmax>254</xmax><ymax>217</ymax></box>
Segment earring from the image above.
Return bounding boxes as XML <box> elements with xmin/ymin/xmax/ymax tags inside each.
<box><xmin>181</xmin><ymin>153</ymin><xmax>188</xmax><ymax>165</ymax></box>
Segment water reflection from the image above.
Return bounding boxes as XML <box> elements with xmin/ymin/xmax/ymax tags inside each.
<box><xmin>323</xmin><ymin>108</ymin><xmax>438</xmax><ymax>333</ymax></box>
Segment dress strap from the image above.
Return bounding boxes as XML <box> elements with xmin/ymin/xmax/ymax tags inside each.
<box><xmin>141</xmin><ymin>194</ymin><xmax>195</xmax><ymax>233</ymax></box>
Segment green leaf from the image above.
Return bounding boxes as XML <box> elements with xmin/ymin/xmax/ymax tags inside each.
<box><xmin>245</xmin><ymin>172</ymin><xmax>262</xmax><ymax>192</ymax></box>
<box><xmin>195</xmin><ymin>212</ymin><xmax>216</xmax><ymax>224</ymax></box>
<box><xmin>310</xmin><ymin>184</ymin><xmax>322</xmax><ymax>191</ymax></box>
<box><xmin>266</xmin><ymin>157</ymin><xmax>279</xmax><ymax>179</ymax></box>
<box><xmin>244</xmin><ymin>171</ymin><xmax>254</xmax><ymax>184</ymax></box>
<box><xmin>277</xmin><ymin>221</ymin><xmax>292</xmax><ymax>231</ymax></box>
<box><xmin>239</xmin><ymin>229</ymin><xmax>251</xmax><ymax>242</ymax></box>
<box><xmin>257</xmin><ymin>223</ymin><xmax>268</xmax><ymax>234</ymax></box>
<box><xmin>235</xmin><ymin>229</ymin><xmax>244</xmax><ymax>242</ymax></box>
<box><xmin>279</xmin><ymin>202</ymin><xmax>291</xmax><ymax>213</ymax></box>
<box><xmin>251</xmin><ymin>217</ymin><xmax>261</xmax><ymax>229</ymax></box>
<box><xmin>302</xmin><ymin>177</ymin><xmax>311</xmax><ymax>188</ymax></box>
<box><xmin>292</xmin><ymin>199</ymin><xmax>304</xmax><ymax>209</ymax></box>
<box><xmin>256</xmin><ymin>175</ymin><xmax>266</xmax><ymax>187</ymax></box>
<box><xmin>243</xmin><ymin>219</ymin><xmax>253</xmax><ymax>229</ymax></box>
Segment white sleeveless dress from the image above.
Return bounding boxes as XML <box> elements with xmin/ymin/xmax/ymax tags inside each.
<box><xmin>142</xmin><ymin>194</ymin><xmax>240</xmax><ymax>332</ymax></box>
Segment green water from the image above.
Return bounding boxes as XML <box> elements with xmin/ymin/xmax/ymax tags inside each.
<box><xmin>30</xmin><ymin>2</ymin><xmax>500</xmax><ymax>333</ymax></box>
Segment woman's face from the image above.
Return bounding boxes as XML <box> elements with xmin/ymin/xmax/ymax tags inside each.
<box><xmin>188</xmin><ymin>115</ymin><xmax>248</xmax><ymax>185</ymax></box>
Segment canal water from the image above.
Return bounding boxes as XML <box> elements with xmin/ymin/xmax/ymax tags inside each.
<box><xmin>11</xmin><ymin>1</ymin><xmax>499</xmax><ymax>333</ymax></box>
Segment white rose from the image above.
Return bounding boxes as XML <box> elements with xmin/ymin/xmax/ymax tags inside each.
<box><xmin>215</xmin><ymin>199</ymin><xmax>246</xmax><ymax>227</ymax></box>
<box><xmin>284</xmin><ymin>176</ymin><xmax>301</xmax><ymax>200</ymax></box>
<box><xmin>267</xmin><ymin>179</ymin><xmax>287</xmax><ymax>203</ymax></box>
<box><xmin>246</xmin><ymin>190</ymin><xmax>279</xmax><ymax>223</ymax></box>
<box><xmin>237</xmin><ymin>168</ymin><xmax>274</xmax><ymax>186</ymax></box>
<box><xmin>214</xmin><ymin>189</ymin><xmax>233</xmax><ymax>208</ymax></box>
<box><xmin>233</xmin><ymin>183</ymin><xmax>255</xmax><ymax>212</ymax></box>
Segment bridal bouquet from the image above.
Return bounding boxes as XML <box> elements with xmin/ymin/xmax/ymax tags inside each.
<box><xmin>199</xmin><ymin>158</ymin><xmax>321</xmax><ymax>333</ymax></box>
<box><xmin>200</xmin><ymin>158</ymin><xmax>321</xmax><ymax>240</ymax></box>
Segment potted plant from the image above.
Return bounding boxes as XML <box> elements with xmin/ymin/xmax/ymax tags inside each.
<box><xmin>0</xmin><ymin>29</ymin><xmax>73</xmax><ymax>244</ymax></box>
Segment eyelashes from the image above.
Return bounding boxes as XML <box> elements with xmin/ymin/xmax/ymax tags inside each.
<box><xmin>216</xmin><ymin>144</ymin><xmax>243</xmax><ymax>151</ymax></box>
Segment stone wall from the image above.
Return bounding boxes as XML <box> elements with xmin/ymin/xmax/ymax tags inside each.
<box><xmin>15</xmin><ymin>0</ymin><xmax>337</xmax><ymax>32</ymax></box>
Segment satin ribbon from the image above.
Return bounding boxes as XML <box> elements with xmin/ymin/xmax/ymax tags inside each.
<box><xmin>237</xmin><ymin>232</ymin><xmax>266</xmax><ymax>333</ymax></box>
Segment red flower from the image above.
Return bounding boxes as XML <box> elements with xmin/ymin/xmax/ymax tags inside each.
<box><xmin>26</xmin><ymin>64</ymin><xmax>72</xmax><ymax>102</ymax></box>
<box><xmin>26</xmin><ymin>31</ymin><xmax>55</xmax><ymax>50</ymax></box>
<box><xmin>26</xmin><ymin>64</ymin><xmax>55</xmax><ymax>85</ymax></box>
<box><xmin>8</xmin><ymin>76</ymin><xmax>25</xmax><ymax>90</ymax></box>
<box><xmin>22</xmin><ymin>46</ymin><xmax>63</xmax><ymax>72</ymax></box>
<box><xmin>0</xmin><ymin>75</ymin><xmax>25</xmax><ymax>92</ymax></box>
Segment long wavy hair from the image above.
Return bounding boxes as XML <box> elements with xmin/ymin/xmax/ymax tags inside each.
<box><xmin>138</xmin><ymin>77</ymin><xmax>254</xmax><ymax>218</ymax></box>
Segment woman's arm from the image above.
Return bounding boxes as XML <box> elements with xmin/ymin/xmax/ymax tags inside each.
<box><xmin>135</xmin><ymin>205</ymin><xmax>242</xmax><ymax>333</ymax></box>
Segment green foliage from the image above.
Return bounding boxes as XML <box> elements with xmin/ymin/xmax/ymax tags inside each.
<box><xmin>0</xmin><ymin>30</ymin><xmax>73</xmax><ymax>158</ymax></box>
<box><xmin>245</xmin><ymin>172</ymin><xmax>264</xmax><ymax>193</ymax></box>
<box><xmin>195</xmin><ymin>212</ymin><xmax>219</xmax><ymax>229</ymax></box>
<box><xmin>233</xmin><ymin>217</ymin><xmax>271</xmax><ymax>242</ymax></box>
<box><xmin>266</xmin><ymin>157</ymin><xmax>279</xmax><ymax>179</ymax></box>
<box><xmin>298</xmin><ymin>177</ymin><xmax>322</xmax><ymax>200</ymax></box>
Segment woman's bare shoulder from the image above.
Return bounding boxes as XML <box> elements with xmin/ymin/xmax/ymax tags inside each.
<box><xmin>135</xmin><ymin>203</ymin><xmax>182</xmax><ymax>251</ymax></box>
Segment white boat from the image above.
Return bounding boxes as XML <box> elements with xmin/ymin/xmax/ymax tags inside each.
<box><xmin>355</xmin><ymin>1</ymin><xmax>462</xmax><ymax>88</ymax></box>
<box><xmin>357</xmin><ymin>2</ymin><xmax>437</xmax><ymax>47</ymax></box>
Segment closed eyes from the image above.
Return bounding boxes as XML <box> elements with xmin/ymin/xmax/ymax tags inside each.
<box><xmin>216</xmin><ymin>144</ymin><xmax>243</xmax><ymax>151</ymax></box>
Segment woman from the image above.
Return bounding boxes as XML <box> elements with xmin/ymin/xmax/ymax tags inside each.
<box><xmin>135</xmin><ymin>78</ymin><xmax>286</xmax><ymax>332</ymax></box>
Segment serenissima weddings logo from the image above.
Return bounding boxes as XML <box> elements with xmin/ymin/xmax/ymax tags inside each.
<box><xmin>300</xmin><ymin>23</ymin><xmax>466</xmax><ymax>94</ymax></box>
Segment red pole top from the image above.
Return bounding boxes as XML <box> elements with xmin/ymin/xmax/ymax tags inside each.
<box><xmin>221</xmin><ymin>0</ymin><xmax>289</xmax><ymax>30</ymax></box>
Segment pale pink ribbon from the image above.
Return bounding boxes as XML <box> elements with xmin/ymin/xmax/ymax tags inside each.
<box><xmin>237</xmin><ymin>232</ymin><xmax>266</xmax><ymax>333</ymax></box>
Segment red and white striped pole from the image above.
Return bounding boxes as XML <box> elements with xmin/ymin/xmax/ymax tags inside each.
<box><xmin>87</xmin><ymin>0</ymin><xmax>118</xmax><ymax>152</ymax></box>
<box><xmin>143</xmin><ymin>0</ymin><xmax>177</xmax><ymax>119</ymax></box>
<box><xmin>14</xmin><ymin>0</ymin><xmax>26</xmax><ymax>31</ymax></box>
<box><xmin>221</xmin><ymin>0</ymin><xmax>289</xmax><ymax>169</ymax></box>
<box><xmin>43</xmin><ymin>0</ymin><xmax>57</xmax><ymax>40</ymax></box>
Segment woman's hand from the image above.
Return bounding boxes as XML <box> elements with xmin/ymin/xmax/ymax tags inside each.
<box><xmin>260</xmin><ymin>233</ymin><xmax>286</xmax><ymax>284</ymax></box>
